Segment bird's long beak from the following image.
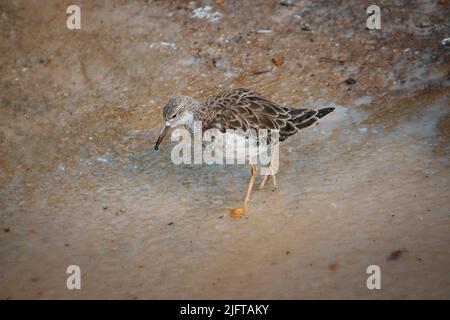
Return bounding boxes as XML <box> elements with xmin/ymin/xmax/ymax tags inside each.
<box><xmin>154</xmin><ymin>123</ymin><xmax>171</xmax><ymax>150</ymax></box>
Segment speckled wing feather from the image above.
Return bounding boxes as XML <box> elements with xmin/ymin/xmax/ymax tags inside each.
<box><xmin>197</xmin><ymin>88</ymin><xmax>334</xmax><ymax>142</ymax></box>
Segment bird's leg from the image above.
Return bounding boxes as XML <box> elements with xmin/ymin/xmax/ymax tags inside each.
<box><xmin>259</xmin><ymin>172</ymin><xmax>270</xmax><ymax>190</ymax></box>
<box><xmin>244</xmin><ymin>164</ymin><xmax>258</xmax><ymax>204</ymax></box>
<box><xmin>271</xmin><ymin>169</ymin><xmax>278</xmax><ymax>189</ymax></box>
<box><xmin>259</xmin><ymin>163</ymin><xmax>277</xmax><ymax>190</ymax></box>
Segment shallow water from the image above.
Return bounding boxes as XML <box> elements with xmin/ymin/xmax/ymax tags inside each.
<box><xmin>0</xmin><ymin>0</ymin><xmax>449</xmax><ymax>299</ymax></box>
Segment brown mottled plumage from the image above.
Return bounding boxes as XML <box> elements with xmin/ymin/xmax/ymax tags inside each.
<box><xmin>196</xmin><ymin>88</ymin><xmax>334</xmax><ymax>142</ymax></box>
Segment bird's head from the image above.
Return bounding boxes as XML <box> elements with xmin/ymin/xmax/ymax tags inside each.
<box><xmin>154</xmin><ymin>96</ymin><xmax>199</xmax><ymax>150</ymax></box>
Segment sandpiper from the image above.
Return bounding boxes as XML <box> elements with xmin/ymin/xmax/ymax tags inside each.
<box><xmin>154</xmin><ymin>88</ymin><xmax>334</xmax><ymax>213</ymax></box>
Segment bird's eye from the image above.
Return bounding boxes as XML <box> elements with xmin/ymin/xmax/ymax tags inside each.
<box><xmin>170</xmin><ymin>113</ymin><xmax>177</xmax><ymax>119</ymax></box>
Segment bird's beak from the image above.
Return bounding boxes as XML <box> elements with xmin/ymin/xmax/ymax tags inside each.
<box><xmin>154</xmin><ymin>123</ymin><xmax>171</xmax><ymax>150</ymax></box>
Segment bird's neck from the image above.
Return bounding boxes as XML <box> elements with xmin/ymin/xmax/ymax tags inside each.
<box><xmin>184</xmin><ymin>100</ymin><xmax>203</xmax><ymax>132</ymax></box>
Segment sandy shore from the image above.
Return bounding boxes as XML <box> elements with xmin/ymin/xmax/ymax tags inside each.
<box><xmin>0</xmin><ymin>0</ymin><xmax>449</xmax><ymax>299</ymax></box>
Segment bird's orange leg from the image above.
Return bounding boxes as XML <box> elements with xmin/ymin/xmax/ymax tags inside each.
<box><xmin>259</xmin><ymin>172</ymin><xmax>270</xmax><ymax>190</ymax></box>
<box><xmin>229</xmin><ymin>165</ymin><xmax>260</xmax><ymax>217</ymax></box>
<box><xmin>259</xmin><ymin>164</ymin><xmax>277</xmax><ymax>190</ymax></box>
<box><xmin>244</xmin><ymin>164</ymin><xmax>259</xmax><ymax>204</ymax></box>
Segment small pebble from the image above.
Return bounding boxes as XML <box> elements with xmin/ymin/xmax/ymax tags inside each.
<box><xmin>271</xmin><ymin>56</ymin><xmax>284</xmax><ymax>66</ymax></box>
<box><xmin>387</xmin><ymin>249</ymin><xmax>405</xmax><ymax>261</ymax></box>
<box><xmin>344</xmin><ymin>78</ymin><xmax>357</xmax><ymax>85</ymax></box>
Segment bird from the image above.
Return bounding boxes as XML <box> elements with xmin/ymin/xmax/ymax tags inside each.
<box><xmin>154</xmin><ymin>88</ymin><xmax>334</xmax><ymax>214</ymax></box>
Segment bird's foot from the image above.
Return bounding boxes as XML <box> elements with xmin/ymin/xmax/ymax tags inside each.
<box><xmin>229</xmin><ymin>207</ymin><xmax>245</xmax><ymax>218</ymax></box>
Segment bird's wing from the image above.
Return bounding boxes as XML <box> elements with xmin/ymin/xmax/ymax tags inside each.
<box><xmin>199</xmin><ymin>88</ymin><xmax>323</xmax><ymax>141</ymax></box>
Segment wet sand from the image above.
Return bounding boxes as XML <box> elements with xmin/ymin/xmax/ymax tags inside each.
<box><xmin>0</xmin><ymin>0</ymin><xmax>449</xmax><ymax>299</ymax></box>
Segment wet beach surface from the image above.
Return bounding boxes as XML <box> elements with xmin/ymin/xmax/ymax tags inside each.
<box><xmin>0</xmin><ymin>0</ymin><xmax>449</xmax><ymax>299</ymax></box>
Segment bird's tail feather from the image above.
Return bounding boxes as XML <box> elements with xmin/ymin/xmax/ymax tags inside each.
<box><xmin>288</xmin><ymin>107</ymin><xmax>335</xmax><ymax>130</ymax></box>
<box><xmin>316</xmin><ymin>107</ymin><xmax>335</xmax><ymax>119</ymax></box>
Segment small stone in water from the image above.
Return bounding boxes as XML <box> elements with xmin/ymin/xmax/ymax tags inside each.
<box><xmin>387</xmin><ymin>249</ymin><xmax>405</xmax><ymax>261</ymax></box>
<box><xmin>271</xmin><ymin>56</ymin><xmax>284</xmax><ymax>66</ymax></box>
